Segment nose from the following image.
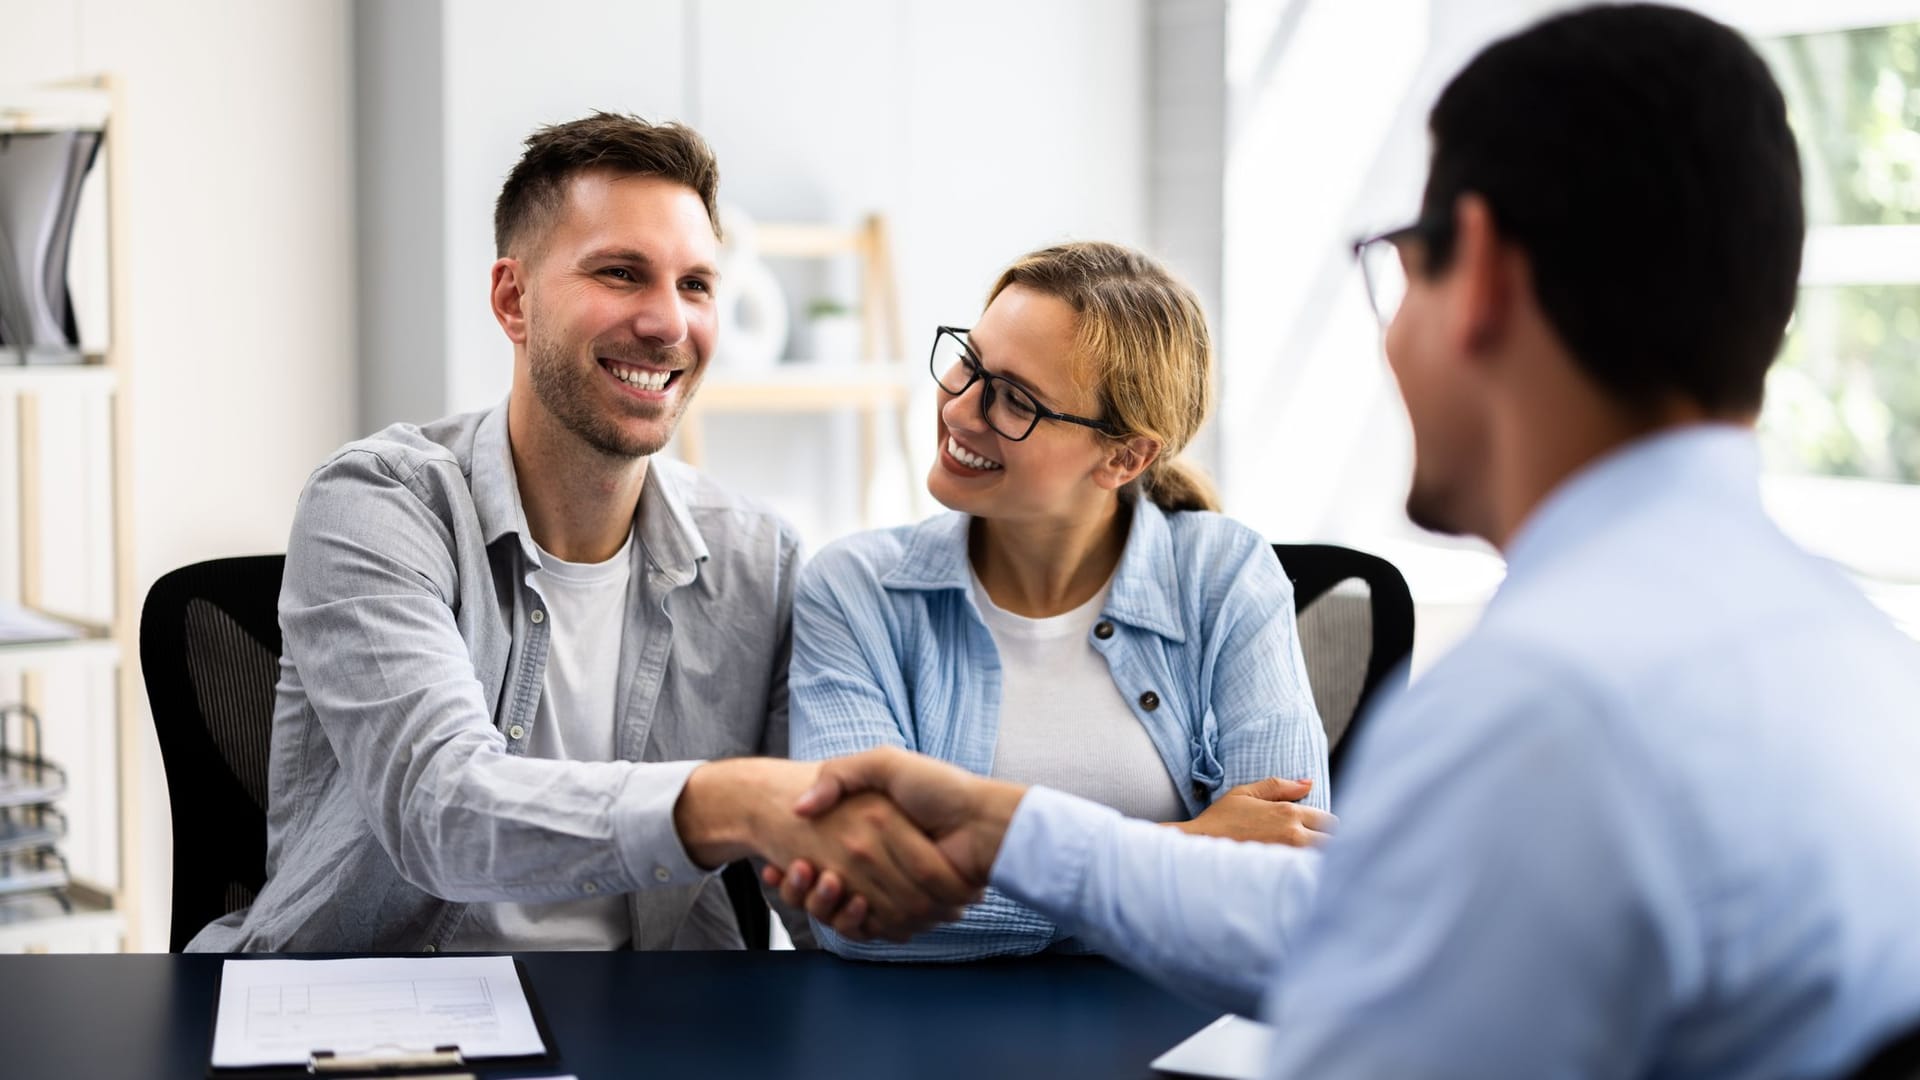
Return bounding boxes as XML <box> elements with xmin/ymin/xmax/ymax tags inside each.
<box><xmin>628</xmin><ymin>280</ymin><xmax>690</xmax><ymax>348</ymax></box>
<box><xmin>940</xmin><ymin>375</ymin><xmax>989</xmax><ymax>434</ymax></box>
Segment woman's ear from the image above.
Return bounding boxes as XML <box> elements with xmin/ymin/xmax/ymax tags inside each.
<box><xmin>1094</xmin><ymin>435</ymin><xmax>1162</xmax><ymax>491</ymax></box>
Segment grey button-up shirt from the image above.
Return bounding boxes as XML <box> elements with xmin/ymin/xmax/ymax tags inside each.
<box><xmin>187</xmin><ymin>402</ymin><xmax>802</xmax><ymax>952</ymax></box>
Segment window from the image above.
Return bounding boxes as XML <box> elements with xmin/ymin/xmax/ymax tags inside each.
<box><xmin>1757</xmin><ymin>21</ymin><xmax>1920</xmax><ymax>485</ymax></box>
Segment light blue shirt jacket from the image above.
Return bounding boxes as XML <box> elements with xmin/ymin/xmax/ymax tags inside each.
<box><xmin>991</xmin><ymin>426</ymin><xmax>1920</xmax><ymax>1077</ymax></box>
<box><xmin>790</xmin><ymin>495</ymin><xmax>1328</xmax><ymax>960</ymax></box>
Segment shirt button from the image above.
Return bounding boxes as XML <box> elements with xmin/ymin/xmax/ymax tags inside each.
<box><xmin>1139</xmin><ymin>690</ymin><xmax>1160</xmax><ymax>712</ymax></box>
<box><xmin>582</xmin><ymin>882</ymin><xmax>598</xmax><ymax>895</ymax></box>
<box><xmin>507</xmin><ymin>724</ymin><xmax>526</xmax><ymax>740</ymax></box>
<box><xmin>529</xmin><ymin>609</ymin><xmax>545</xmax><ymax>624</ymax></box>
<box><xmin>1093</xmin><ymin>621</ymin><xmax>1115</xmax><ymax>640</ymax></box>
<box><xmin>653</xmin><ymin>866</ymin><xmax>673</xmax><ymax>883</ymax></box>
<box><xmin>423</xmin><ymin>944</ymin><xmax>437</xmax><ymax>953</ymax></box>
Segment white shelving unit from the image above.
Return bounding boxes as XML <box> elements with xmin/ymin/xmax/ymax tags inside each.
<box><xmin>676</xmin><ymin>213</ymin><xmax>920</xmax><ymax>527</ymax></box>
<box><xmin>0</xmin><ymin>77</ymin><xmax>138</xmax><ymax>952</ymax></box>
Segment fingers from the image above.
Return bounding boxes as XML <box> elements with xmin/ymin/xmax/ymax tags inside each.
<box><xmin>774</xmin><ymin>859</ymin><xmax>817</xmax><ymax>908</ymax></box>
<box><xmin>826</xmin><ymin>797</ymin><xmax>957</xmax><ymax>934</ymax></box>
<box><xmin>1299</xmin><ymin>807</ymin><xmax>1338</xmax><ymax>834</ymax></box>
<box><xmin>804</xmin><ymin>869</ymin><xmax>846</xmax><ymax>922</ymax></box>
<box><xmin>793</xmin><ymin>747</ymin><xmax>906</xmax><ymax>818</ymax></box>
<box><xmin>830</xmin><ymin>895</ymin><xmax>871</xmax><ymax>941</ymax></box>
<box><xmin>1224</xmin><ymin>776</ymin><xmax>1313</xmax><ymax>803</ymax></box>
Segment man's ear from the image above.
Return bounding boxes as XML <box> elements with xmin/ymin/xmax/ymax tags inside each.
<box><xmin>1094</xmin><ymin>434</ymin><xmax>1162</xmax><ymax>491</ymax></box>
<box><xmin>1449</xmin><ymin>193</ymin><xmax>1511</xmax><ymax>360</ymax></box>
<box><xmin>491</xmin><ymin>257</ymin><xmax>529</xmax><ymax>345</ymax></box>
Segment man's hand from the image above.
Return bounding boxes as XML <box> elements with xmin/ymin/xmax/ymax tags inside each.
<box><xmin>1171</xmin><ymin>777</ymin><xmax>1336</xmax><ymax>846</ymax></box>
<box><xmin>672</xmin><ymin>757</ymin><xmax>980</xmax><ymax>942</ymax></box>
<box><xmin>761</xmin><ymin>748</ymin><xmax>1026</xmax><ymax>935</ymax></box>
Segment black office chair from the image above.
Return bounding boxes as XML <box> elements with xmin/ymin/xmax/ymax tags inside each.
<box><xmin>1845</xmin><ymin>1017</ymin><xmax>1920</xmax><ymax>1080</ymax></box>
<box><xmin>140</xmin><ymin>555</ymin><xmax>771</xmax><ymax>952</ymax></box>
<box><xmin>1271</xmin><ymin>543</ymin><xmax>1414</xmax><ymax>784</ymax></box>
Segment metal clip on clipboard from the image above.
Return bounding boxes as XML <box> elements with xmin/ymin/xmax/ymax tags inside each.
<box><xmin>306</xmin><ymin>1043</ymin><xmax>471</xmax><ymax>1077</ymax></box>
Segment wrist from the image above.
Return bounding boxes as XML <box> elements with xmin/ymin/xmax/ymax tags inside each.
<box><xmin>967</xmin><ymin>780</ymin><xmax>1027</xmax><ymax>876</ymax></box>
<box><xmin>673</xmin><ymin>759</ymin><xmax>759</xmax><ymax>869</ymax></box>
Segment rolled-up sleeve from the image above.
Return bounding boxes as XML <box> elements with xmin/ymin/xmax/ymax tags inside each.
<box><xmin>1207</xmin><ymin>542</ymin><xmax>1330</xmax><ymax>809</ymax></box>
<box><xmin>284</xmin><ymin>450</ymin><xmax>708</xmax><ymax>902</ymax></box>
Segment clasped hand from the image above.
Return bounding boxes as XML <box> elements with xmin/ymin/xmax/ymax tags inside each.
<box><xmin>736</xmin><ymin>749</ymin><xmax>1334</xmax><ymax>943</ymax></box>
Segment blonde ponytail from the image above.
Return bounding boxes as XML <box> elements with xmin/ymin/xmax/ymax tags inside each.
<box><xmin>1142</xmin><ymin>456</ymin><xmax>1220</xmax><ymax>513</ymax></box>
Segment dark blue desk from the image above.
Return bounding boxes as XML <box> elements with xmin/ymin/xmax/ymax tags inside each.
<box><xmin>0</xmin><ymin>951</ymin><xmax>1217</xmax><ymax>1078</ymax></box>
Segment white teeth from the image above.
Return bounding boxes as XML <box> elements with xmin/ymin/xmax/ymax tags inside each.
<box><xmin>947</xmin><ymin>436</ymin><xmax>1002</xmax><ymax>470</ymax></box>
<box><xmin>609</xmin><ymin>362</ymin><xmax>671</xmax><ymax>391</ymax></box>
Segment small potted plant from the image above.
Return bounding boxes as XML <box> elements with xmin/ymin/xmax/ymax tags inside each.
<box><xmin>804</xmin><ymin>298</ymin><xmax>862</xmax><ymax>363</ymax></box>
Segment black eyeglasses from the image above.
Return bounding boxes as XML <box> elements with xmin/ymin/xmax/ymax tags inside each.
<box><xmin>928</xmin><ymin>326</ymin><xmax>1120</xmax><ymax>441</ymax></box>
<box><xmin>1352</xmin><ymin>211</ymin><xmax>1455</xmax><ymax>332</ymax></box>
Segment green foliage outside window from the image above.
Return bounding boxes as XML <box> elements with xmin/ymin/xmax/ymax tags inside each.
<box><xmin>1756</xmin><ymin>24</ymin><xmax>1920</xmax><ymax>482</ymax></box>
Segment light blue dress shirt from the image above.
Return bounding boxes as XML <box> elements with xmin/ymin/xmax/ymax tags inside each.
<box><xmin>991</xmin><ymin>426</ymin><xmax>1920</xmax><ymax>1077</ymax></box>
<box><xmin>790</xmin><ymin>495</ymin><xmax>1328</xmax><ymax>960</ymax></box>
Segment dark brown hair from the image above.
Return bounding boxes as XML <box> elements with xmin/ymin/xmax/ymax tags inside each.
<box><xmin>492</xmin><ymin>111</ymin><xmax>721</xmax><ymax>258</ymax></box>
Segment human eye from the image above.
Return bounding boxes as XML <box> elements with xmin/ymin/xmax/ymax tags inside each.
<box><xmin>1003</xmin><ymin>386</ymin><xmax>1040</xmax><ymax>417</ymax></box>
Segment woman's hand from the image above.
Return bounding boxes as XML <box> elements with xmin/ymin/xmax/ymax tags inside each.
<box><xmin>1170</xmin><ymin>777</ymin><xmax>1335</xmax><ymax>847</ymax></box>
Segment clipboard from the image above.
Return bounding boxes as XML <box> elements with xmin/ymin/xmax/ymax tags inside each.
<box><xmin>204</xmin><ymin>955</ymin><xmax>561</xmax><ymax>1079</ymax></box>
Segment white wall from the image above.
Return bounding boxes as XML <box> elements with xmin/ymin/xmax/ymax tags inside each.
<box><xmin>0</xmin><ymin>0</ymin><xmax>358</xmax><ymax>950</ymax></box>
<box><xmin>361</xmin><ymin>0</ymin><xmax>1149</xmax><ymax>542</ymax></box>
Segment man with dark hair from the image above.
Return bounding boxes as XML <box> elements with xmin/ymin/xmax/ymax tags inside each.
<box><xmin>772</xmin><ymin>6</ymin><xmax>1920</xmax><ymax>1074</ymax></box>
<box><xmin>188</xmin><ymin>113</ymin><xmax>975</xmax><ymax>953</ymax></box>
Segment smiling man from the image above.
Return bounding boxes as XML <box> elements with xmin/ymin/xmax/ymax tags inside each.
<box><xmin>187</xmin><ymin>114</ymin><xmax>975</xmax><ymax>953</ymax></box>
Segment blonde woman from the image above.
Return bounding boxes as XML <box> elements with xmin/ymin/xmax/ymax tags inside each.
<box><xmin>786</xmin><ymin>242</ymin><xmax>1329</xmax><ymax>959</ymax></box>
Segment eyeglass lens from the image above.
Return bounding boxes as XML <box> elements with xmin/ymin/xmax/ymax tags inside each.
<box><xmin>1359</xmin><ymin>239</ymin><xmax>1410</xmax><ymax>331</ymax></box>
<box><xmin>929</xmin><ymin>331</ymin><xmax>1043</xmax><ymax>440</ymax></box>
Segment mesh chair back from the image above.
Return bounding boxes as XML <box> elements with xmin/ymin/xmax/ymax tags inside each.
<box><xmin>140</xmin><ymin>555</ymin><xmax>285</xmax><ymax>951</ymax></box>
<box><xmin>1271</xmin><ymin>544</ymin><xmax>1414</xmax><ymax>783</ymax></box>
<box><xmin>141</xmin><ymin>555</ymin><xmax>773</xmax><ymax>951</ymax></box>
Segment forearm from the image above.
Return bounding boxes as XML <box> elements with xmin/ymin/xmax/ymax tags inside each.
<box><xmin>991</xmin><ymin>786</ymin><xmax>1320</xmax><ymax>1015</ymax></box>
<box><xmin>392</xmin><ymin>739</ymin><xmax>708</xmax><ymax>901</ymax></box>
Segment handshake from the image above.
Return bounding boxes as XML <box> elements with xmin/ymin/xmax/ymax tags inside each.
<box><xmin>672</xmin><ymin>748</ymin><xmax>1334</xmax><ymax>943</ymax></box>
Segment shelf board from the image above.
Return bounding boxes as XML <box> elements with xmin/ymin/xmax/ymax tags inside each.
<box><xmin>0</xmin><ymin>886</ymin><xmax>123</xmax><ymax>952</ymax></box>
<box><xmin>0</xmin><ymin>362</ymin><xmax>118</xmax><ymax>394</ymax></box>
<box><xmin>0</xmin><ymin>621</ymin><xmax>121</xmax><ymax>670</ymax></box>
<box><xmin>0</xmin><ymin>84</ymin><xmax>111</xmax><ymax>134</ymax></box>
<box><xmin>696</xmin><ymin>363</ymin><xmax>916</xmax><ymax>412</ymax></box>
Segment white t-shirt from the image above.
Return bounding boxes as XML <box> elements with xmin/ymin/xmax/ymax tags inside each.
<box><xmin>972</xmin><ymin>568</ymin><xmax>1187</xmax><ymax>822</ymax></box>
<box><xmin>449</xmin><ymin>530</ymin><xmax>634</xmax><ymax>951</ymax></box>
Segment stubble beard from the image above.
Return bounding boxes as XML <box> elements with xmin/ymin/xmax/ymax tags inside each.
<box><xmin>527</xmin><ymin>324</ymin><xmax>691</xmax><ymax>460</ymax></box>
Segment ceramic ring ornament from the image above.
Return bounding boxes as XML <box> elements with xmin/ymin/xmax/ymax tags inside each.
<box><xmin>711</xmin><ymin>204</ymin><xmax>790</xmax><ymax>370</ymax></box>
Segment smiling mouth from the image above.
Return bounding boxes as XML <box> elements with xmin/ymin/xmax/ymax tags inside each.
<box><xmin>600</xmin><ymin>357</ymin><xmax>681</xmax><ymax>392</ymax></box>
<box><xmin>944</xmin><ymin>435</ymin><xmax>1003</xmax><ymax>471</ymax></box>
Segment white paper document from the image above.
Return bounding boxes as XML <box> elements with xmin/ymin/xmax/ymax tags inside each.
<box><xmin>1151</xmin><ymin>1013</ymin><xmax>1275</xmax><ymax>1079</ymax></box>
<box><xmin>211</xmin><ymin>956</ymin><xmax>547</xmax><ymax>1069</ymax></box>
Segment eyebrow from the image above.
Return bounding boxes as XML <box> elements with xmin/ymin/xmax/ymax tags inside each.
<box><xmin>963</xmin><ymin>333</ymin><xmax>1059</xmax><ymax>407</ymax></box>
<box><xmin>583</xmin><ymin>247</ymin><xmax>721</xmax><ymax>280</ymax></box>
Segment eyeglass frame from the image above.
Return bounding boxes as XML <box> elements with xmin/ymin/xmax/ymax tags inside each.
<box><xmin>1351</xmin><ymin>210</ymin><xmax>1457</xmax><ymax>331</ymax></box>
<box><xmin>927</xmin><ymin>325</ymin><xmax>1122</xmax><ymax>441</ymax></box>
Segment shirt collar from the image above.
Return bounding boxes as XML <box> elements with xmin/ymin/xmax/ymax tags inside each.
<box><xmin>472</xmin><ymin>399</ymin><xmax>709</xmax><ymax>581</ymax></box>
<box><xmin>881</xmin><ymin>493</ymin><xmax>1188</xmax><ymax>643</ymax></box>
<box><xmin>1499</xmin><ymin>423</ymin><xmax>1762</xmax><ymax>589</ymax></box>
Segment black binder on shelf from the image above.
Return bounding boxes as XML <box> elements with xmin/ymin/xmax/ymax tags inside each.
<box><xmin>205</xmin><ymin>956</ymin><xmax>560</xmax><ymax>1079</ymax></box>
